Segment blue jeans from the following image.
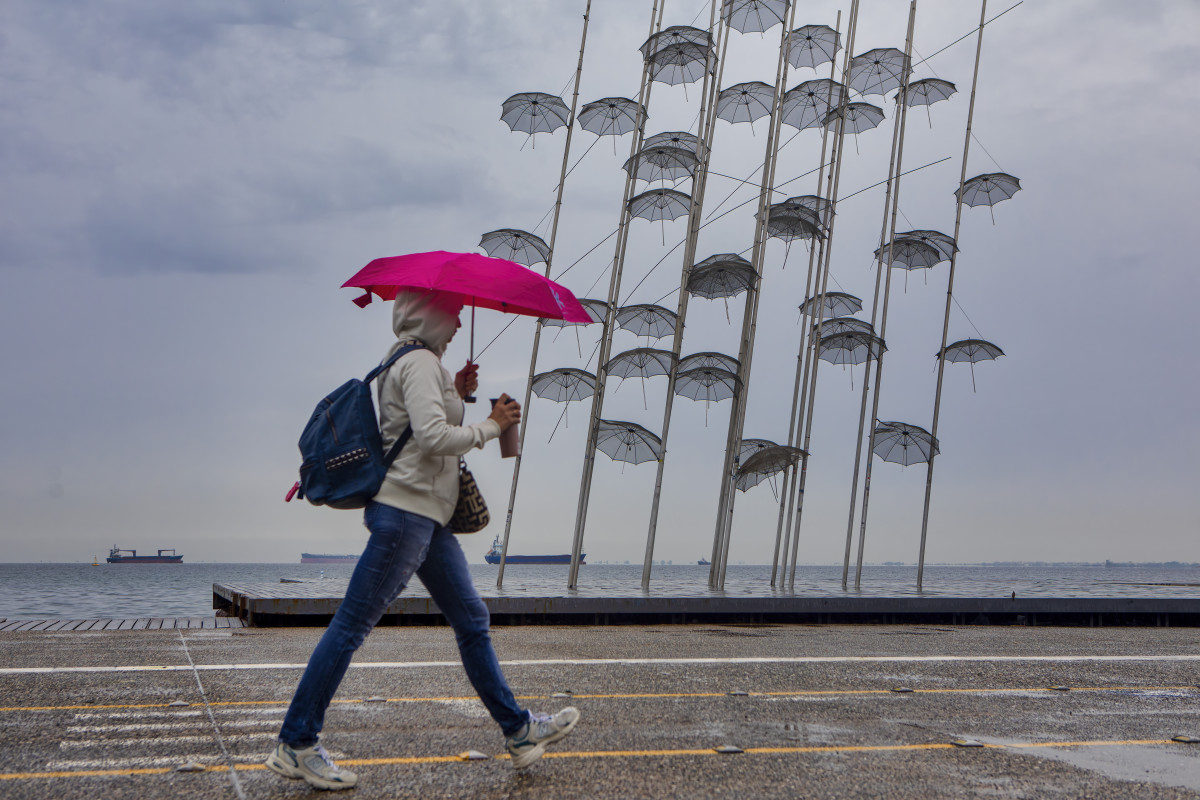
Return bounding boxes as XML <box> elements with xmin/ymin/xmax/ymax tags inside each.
<box><xmin>279</xmin><ymin>502</ymin><xmax>528</xmax><ymax>747</ymax></box>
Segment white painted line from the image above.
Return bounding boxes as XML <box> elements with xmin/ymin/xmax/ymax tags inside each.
<box><xmin>72</xmin><ymin>708</ymin><xmax>287</xmax><ymax>720</ymax></box>
<box><xmin>46</xmin><ymin>750</ymin><xmax>345</xmax><ymax>771</ymax></box>
<box><xmin>6</xmin><ymin>653</ymin><xmax>1200</xmax><ymax>676</ymax></box>
<box><xmin>60</xmin><ymin>732</ymin><xmax>277</xmax><ymax>749</ymax></box>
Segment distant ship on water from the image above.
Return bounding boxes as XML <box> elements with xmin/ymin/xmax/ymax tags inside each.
<box><xmin>301</xmin><ymin>553</ymin><xmax>360</xmax><ymax>564</ymax></box>
<box><xmin>484</xmin><ymin>536</ymin><xmax>582</xmax><ymax>565</ymax></box>
<box><xmin>106</xmin><ymin>547</ymin><xmax>183</xmax><ymax>564</ymax></box>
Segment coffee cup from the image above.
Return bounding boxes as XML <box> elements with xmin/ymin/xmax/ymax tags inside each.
<box><xmin>490</xmin><ymin>398</ymin><xmax>521</xmax><ymax>458</ymax></box>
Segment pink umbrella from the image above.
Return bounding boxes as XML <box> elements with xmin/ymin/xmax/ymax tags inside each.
<box><xmin>343</xmin><ymin>251</ymin><xmax>593</xmax><ymax>400</ymax></box>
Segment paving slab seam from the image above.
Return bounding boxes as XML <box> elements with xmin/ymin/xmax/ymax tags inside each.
<box><xmin>177</xmin><ymin>629</ymin><xmax>247</xmax><ymax>800</ymax></box>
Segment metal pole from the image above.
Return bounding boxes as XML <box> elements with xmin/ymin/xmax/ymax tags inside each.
<box><xmin>917</xmin><ymin>0</ymin><xmax>989</xmax><ymax>590</ymax></box>
<box><xmin>772</xmin><ymin>11</ymin><xmax>842</xmax><ymax>587</ymax></box>
<box><xmin>783</xmin><ymin>0</ymin><xmax>865</xmax><ymax>590</ymax></box>
<box><xmin>853</xmin><ymin>1</ymin><xmax>919</xmax><ymax>590</ymax></box>
<box><xmin>841</xmin><ymin>5</ymin><xmax>913</xmax><ymax>590</ymax></box>
<box><xmin>568</xmin><ymin>0</ymin><xmax>667</xmax><ymax>589</ymax></box>
<box><xmin>707</xmin><ymin>0</ymin><xmax>807</xmax><ymax>590</ymax></box>
<box><xmin>641</xmin><ymin>0</ymin><xmax>727</xmax><ymax>589</ymax></box>
<box><xmin>497</xmin><ymin>0</ymin><xmax>593</xmax><ymax>586</ymax></box>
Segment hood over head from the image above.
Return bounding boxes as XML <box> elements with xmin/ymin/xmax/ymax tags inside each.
<box><xmin>389</xmin><ymin>290</ymin><xmax>464</xmax><ymax>358</ymax></box>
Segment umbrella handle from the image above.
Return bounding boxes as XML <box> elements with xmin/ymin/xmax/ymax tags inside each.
<box><xmin>465</xmin><ymin>301</ymin><xmax>477</xmax><ymax>403</ymax></box>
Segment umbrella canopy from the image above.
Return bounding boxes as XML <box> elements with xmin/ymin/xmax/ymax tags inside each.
<box><xmin>787</xmin><ymin>24</ymin><xmax>840</xmax><ymax>70</ymax></box>
<box><xmin>578</xmin><ymin>97</ymin><xmax>644</xmax><ymax>136</ymax></box>
<box><xmin>680</xmin><ymin>351</ymin><xmax>740</xmax><ymax>373</ymax></box>
<box><xmin>717</xmin><ymin>81</ymin><xmax>775</xmax><ymax>125</ymax></box>
<box><xmin>645</xmin><ymin>131</ymin><xmax>700</xmax><ymax>152</ymax></box>
<box><xmin>596</xmin><ymin>420</ymin><xmax>663</xmax><ymax>465</ymax></box>
<box><xmin>675</xmin><ymin>366</ymin><xmax>739</xmax><ymax>403</ymax></box>
<box><xmin>541</xmin><ymin>297</ymin><xmax>607</xmax><ymax>328</ymax></box>
<box><xmin>818</xmin><ymin>331</ymin><xmax>887</xmax><ymax>366</ymax></box>
<box><xmin>956</xmin><ymin>172</ymin><xmax>1022</xmax><ymax>207</ymax></box>
<box><xmin>738</xmin><ymin>438</ymin><xmax>778</xmax><ymax>462</ymax></box>
<box><xmin>501</xmin><ymin>92</ymin><xmax>570</xmax><ymax>135</ymax></box>
<box><xmin>799</xmin><ymin>291</ymin><xmax>862</xmax><ymax>318</ymax></box>
<box><xmin>873</xmin><ymin>421</ymin><xmax>939</xmax><ymax>466</ymax></box>
<box><xmin>939</xmin><ymin>338</ymin><xmax>1004</xmax><ymax>392</ymax></box>
<box><xmin>639</xmin><ymin>25</ymin><xmax>713</xmax><ymax>58</ymax></box>
<box><xmin>823</xmin><ymin>102</ymin><xmax>885</xmax><ymax>135</ymax></box>
<box><xmin>605</xmin><ymin>347</ymin><xmax>676</xmax><ymax>379</ymax></box>
<box><xmin>623</xmin><ymin>145</ymin><xmax>699</xmax><ymax>184</ymax></box>
<box><xmin>647</xmin><ymin>42</ymin><xmax>710</xmax><ymax>86</ymax></box>
<box><xmin>687</xmin><ymin>254</ymin><xmax>757</xmax><ymax>299</ymax></box>
<box><xmin>781</xmin><ymin>79</ymin><xmax>846</xmax><ymax>131</ymax></box>
<box><xmin>722</xmin><ymin>0</ymin><xmax>789</xmax><ymax>34</ymax></box>
<box><xmin>344</xmin><ymin>251</ymin><xmax>591</xmax><ymax>322</ymax></box>
<box><xmin>763</xmin><ymin>201</ymin><xmax>824</xmax><ymax>242</ymax></box>
<box><xmin>616</xmin><ymin>304</ymin><xmax>678</xmax><ymax>339</ymax></box>
<box><xmin>895</xmin><ymin>229</ymin><xmax>957</xmax><ymax>261</ymax></box>
<box><xmin>820</xmin><ymin>317</ymin><xmax>874</xmax><ymax>337</ymax></box>
<box><xmin>874</xmin><ymin>237</ymin><xmax>946</xmax><ymax>270</ymax></box>
<box><xmin>848</xmin><ymin>48</ymin><xmax>909</xmax><ymax>97</ymax></box>
<box><xmin>628</xmin><ymin>189</ymin><xmax>692</xmax><ymax>222</ymax></box>
<box><xmin>531</xmin><ymin>367</ymin><xmax>597</xmax><ymax>402</ymax></box>
<box><xmin>901</xmin><ymin>78</ymin><xmax>956</xmax><ymax>107</ymax></box>
<box><xmin>478</xmin><ymin>229</ymin><xmax>551</xmax><ymax>267</ymax></box>
<box><xmin>736</xmin><ymin>445</ymin><xmax>807</xmax><ymax>492</ymax></box>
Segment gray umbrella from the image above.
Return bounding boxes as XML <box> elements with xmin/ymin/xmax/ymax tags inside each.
<box><xmin>781</xmin><ymin>79</ymin><xmax>846</xmax><ymax>131</ymax></box>
<box><xmin>764</xmin><ymin>201</ymin><xmax>824</xmax><ymax>242</ymax></box>
<box><xmin>687</xmin><ymin>255</ymin><xmax>757</xmax><ymax>319</ymax></box>
<box><xmin>823</xmin><ymin>101</ymin><xmax>885</xmax><ymax>135</ymax></box>
<box><xmin>818</xmin><ymin>331</ymin><xmax>886</xmax><ymax>366</ymax></box>
<box><xmin>938</xmin><ymin>338</ymin><xmax>1005</xmax><ymax>392</ymax></box>
<box><xmin>578</xmin><ymin>97</ymin><xmax>645</xmax><ymax>137</ymax></box>
<box><xmin>736</xmin><ymin>445</ymin><xmax>807</xmax><ymax>493</ymax></box>
<box><xmin>645</xmin><ymin>131</ymin><xmax>700</xmax><ymax>152</ymax></box>
<box><xmin>848</xmin><ymin>48</ymin><xmax>909</xmax><ymax>97</ymax></box>
<box><xmin>616</xmin><ymin>304</ymin><xmax>678</xmax><ymax>339</ymax></box>
<box><xmin>596</xmin><ymin>420</ymin><xmax>663</xmax><ymax>465</ymax></box>
<box><xmin>787</xmin><ymin>25</ymin><xmax>840</xmax><ymax>70</ymax></box>
<box><xmin>501</xmin><ymin>92</ymin><xmax>570</xmax><ymax>135</ymax></box>
<box><xmin>799</xmin><ymin>291</ymin><xmax>862</xmax><ymax>318</ymax></box>
<box><xmin>874</xmin><ymin>237</ymin><xmax>946</xmax><ymax>270</ymax></box>
<box><xmin>722</xmin><ymin>0</ymin><xmax>789</xmax><ymax>34</ymax></box>
<box><xmin>639</xmin><ymin>25</ymin><xmax>713</xmax><ymax>57</ymax></box>
<box><xmin>675</xmin><ymin>366</ymin><xmax>739</xmax><ymax>423</ymax></box>
<box><xmin>531</xmin><ymin>367</ymin><xmax>597</xmax><ymax>402</ymax></box>
<box><xmin>717</xmin><ymin>81</ymin><xmax>775</xmax><ymax>126</ymax></box>
<box><xmin>681</xmin><ymin>351</ymin><xmax>740</xmax><ymax>374</ymax></box>
<box><xmin>738</xmin><ymin>438</ymin><xmax>778</xmax><ymax>462</ymax></box>
<box><xmin>901</xmin><ymin>78</ymin><xmax>957</xmax><ymax>127</ymax></box>
<box><xmin>873</xmin><ymin>421</ymin><xmax>939</xmax><ymax>466</ymax></box>
<box><xmin>478</xmin><ymin>229</ymin><xmax>551</xmax><ymax>266</ymax></box>
<box><xmin>955</xmin><ymin>173</ymin><xmax>1022</xmax><ymax>223</ymax></box>
<box><xmin>606</xmin><ymin>347</ymin><xmax>676</xmax><ymax>408</ymax></box>
<box><xmin>628</xmin><ymin>190</ymin><xmax>692</xmax><ymax>244</ymax></box>
<box><xmin>820</xmin><ymin>317</ymin><xmax>873</xmax><ymax>337</ymax></box>
<box><xmin>895</xmin><ymin>229</ymin><xmax>957</xmax><ymax>261</ymax></box>
<box><xmin>647</xmin><ymin>42</ymin><xmax>711</xmax><ymax>87</ymax></box>
<box><xmin>624</xmin><ymin>145</ymin><xmax>699</xmax><ymax>184</ymax></box>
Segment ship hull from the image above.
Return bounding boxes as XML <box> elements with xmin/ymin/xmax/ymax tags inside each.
<box><xmin>484</xmin><ymin>554</ymin><xmax>582</xmax><ymax>565</ymax></box>
<box><xmin>301</xmin><ymin>554</ymin><xmax>360</xmax><ymax>564</ymax></box>
<box><xmin>106</xmin><ymin>556</ymin><xmax>183</xmax><ymax>564</ymax></box>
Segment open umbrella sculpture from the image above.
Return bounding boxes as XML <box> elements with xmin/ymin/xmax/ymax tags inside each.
<box><xmin>736</xmin><ymin>445</ymin><xmax>806</xmax><ymax>495</ymax></box>
<box><xmin>955</xmin><ymin>172</ymin><xmax>1022</xmax><ymax>223</ymax></box>
<box><xmin>605</xmin><ymin>347</ymin><xmax>677</xmax><ymax>408</ymax></box>
<box><xmin>782</xmin><ymin>79</ymin><xmax>846</xmax><ymax>131</ymax></box>
<box><xmin>675</xmin><ymin>366</ymin><xmax>739</xmax><ymax>424</ymax></box>
<box><xmin>478</xmin><ymin>228</ymin><xmax>551</xmax><ymax>267</ymax></box>
<box><xmin>531</xmin><ymin>367</ymin><xmax>597</xmax><ymax>437</ymax></box>
<box><xmin>818</xmin><ymin>330</ymin><xmax>886</xmax><ymax>366</ymax></box>
<box><xmin>938</xmin><ymin>338</ymin><xmax>1004</xmax><ymax>392</ymax></box>
<box><xmin>680</xmin><ymin>351</ymin><xmax>740</xmax><ymax>373</ymax></box>
<box><xmin>616</xmin><ymin>304</ymin><xmax>678</xmax><ymax>340</ymax></box>
<box><xmin>799</xmin><ymin>291</ymin><xmax>862</xmax><ymax>319</ymax></box>
<box><xmin>596</xmin><ymin>420</ymin><xmax>663</xmax><ymax>467</ymax></box>
<box><xmin>901</xmin><ymin>77</ymin><xmax>957</xmax><ymax>127</ymax></box>
<box><xmin>738</xmin><ymin>438</ymin><xmax>778</xmax><ymax>464</ymax></box>
<box><xmin>722</xmin><ymin>0</ymin><xmax>789</xmax><ymax>34</ymax></box>
<box><xmin>787</xmin><ymin>25</ymin><xmax>841</xmax><ymax>71</ymax></box>
<box><xmin>344</xmin><ymin>251</ymin><xmax>591</xmax><ymax>399</ymax></box>
<box><xmin>717</xmin><ymin>81</ymin><xmax>776</xmax><ymax>130</ymax></box>
<box><xmin>541</xmin><ymin>296</ymin><xmax>606</xmax><ymax>357</ymax></box>
<box><xmin>874</xmin><ymin>237</ymin><xmax>946</xmax><ymax>270</ymax></box>
<box><xmin>873</xmin><ymin>421</ymin><xmax>939</xmax><ymax>466</ymax></box>
<box><xmin>848</xmin><ymin>47</ymin><xmax>910</xmax><ymax>97</ymax></box>
<box><xmin>578</xmin><ymin>97</ymin><xmax>644</xmax><ymax>137</ymax></box>
<box><xmin>501</xmin><ymin>92</ymin><xmax>571</xmax><ymax>147</ymax></box>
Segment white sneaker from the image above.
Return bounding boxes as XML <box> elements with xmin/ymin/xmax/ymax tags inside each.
<box><xmin>505</xmin><ymin>707</ymin><xmax>580</xmax><ymax>769</ymax></box>
<box><xmin>265</xmin><ymin>741</ymin><xmax>358</xmax><ymax>790</ymax></box>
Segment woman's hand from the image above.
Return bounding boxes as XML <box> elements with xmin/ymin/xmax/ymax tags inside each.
<box><xmin>488</xmin><ymin>393</ymin><xmax>522</xmax><ymax>432</ymax></box>
<box><xmin>454</xmin><ymin>362</ymin><xmax>479</xmax><ymax>399</ymax></box>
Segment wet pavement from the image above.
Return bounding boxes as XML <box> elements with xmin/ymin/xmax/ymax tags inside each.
<box><xmin>1</xmin><ymin>624</ymin><xmax>1199</xmax><ymax>799</ymax></box>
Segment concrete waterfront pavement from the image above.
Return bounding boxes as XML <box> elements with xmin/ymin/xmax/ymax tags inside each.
<box><xmin>1</xmin><ymin>624</ymin><xmax>1199</xmax><ymax>799</ymax></box>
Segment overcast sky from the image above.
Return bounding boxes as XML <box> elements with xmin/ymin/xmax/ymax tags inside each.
<box><xmin>1</xmin><ymin>0</ymin><xmax>1197</xmax><ymax>571</ymax></box>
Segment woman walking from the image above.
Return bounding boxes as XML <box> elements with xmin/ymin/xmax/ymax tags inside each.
<box><xmin>266</xmin><ymin>290</ymin><xmax>579</xmax><ymax>790</ymax></box>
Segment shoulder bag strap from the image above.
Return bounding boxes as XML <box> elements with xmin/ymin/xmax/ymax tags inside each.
<box><xmin>370</xmin><ymin>342</ymin><xmax>428</xmax><ymax>468</ymax></box>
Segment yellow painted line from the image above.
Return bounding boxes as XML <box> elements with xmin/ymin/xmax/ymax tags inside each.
<box><xmin>1</xmin><ymin>685</ymin><xmax>1194</xmax><ymax>714</ymax></box>
<box><xmin>0</xmin><ymin>738</ymin><xmax>1186</xmax><ymax>780</ymax></box>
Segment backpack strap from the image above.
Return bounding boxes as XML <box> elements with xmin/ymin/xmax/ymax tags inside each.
<box><xmin>370</xmin><ymin>342</ymin><xmax>428</xmax><ymax>469</ymax></box>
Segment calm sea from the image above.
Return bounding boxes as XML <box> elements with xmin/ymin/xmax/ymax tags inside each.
<box><xmin>1</xmin><ymin>562</ymin><xmax>1199</xmax><ymax>620</ymax></box>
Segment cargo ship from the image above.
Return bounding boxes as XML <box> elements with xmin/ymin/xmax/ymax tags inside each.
<box><xmin>484</xmin><ymin>536</ymin><xmax>582</xmax><ymax>565</ymax></box>
<box><xmin>301</xmin><ymin>553</ymin><xmax>360</xmax><ymax>564</ymax></box>
<box><xmin>106</xmin><ymin>547</ymin><xmax>183</xmax><ymax>564</ymax></box>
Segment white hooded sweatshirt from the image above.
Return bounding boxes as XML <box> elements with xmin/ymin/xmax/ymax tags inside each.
<box><xmin>373</xmin><ymin>291</ymin><xmax>501</xmax><ymax>524</ymax></box>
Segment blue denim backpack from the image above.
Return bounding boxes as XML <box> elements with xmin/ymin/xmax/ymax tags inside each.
<box><xmin>288</xmin><ymin>342</ymin><xmax>427</xmax><ymax>509</ymax></box>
